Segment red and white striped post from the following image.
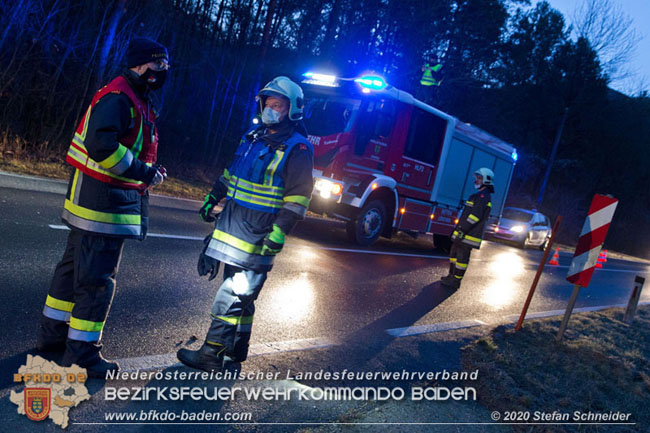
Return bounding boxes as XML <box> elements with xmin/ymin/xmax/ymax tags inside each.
<box><xmin>557</xmin><ymin>194</ymin><xmax>618</xmax><ymax>341</ymax></box>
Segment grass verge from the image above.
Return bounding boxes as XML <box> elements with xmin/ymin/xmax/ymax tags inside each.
<box><xmin>0</xmin><ymin>154</ymin><xmax>212</xmax><ymax>201</ymax></box>
<box><xmin>461</xmin><ymin>306</ymin><xmax>650</xmax><ymax>432</ymax></box>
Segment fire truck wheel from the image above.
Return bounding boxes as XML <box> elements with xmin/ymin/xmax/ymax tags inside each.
<box><xmin>348</xmin><ymin>200</ymin><xmax>386</xmax><ymax>246</ymax></box>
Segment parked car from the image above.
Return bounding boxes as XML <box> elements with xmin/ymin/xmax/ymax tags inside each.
<box><xmin>485</xmin><ymin>207</ymin><xmax>552</xmax><ymax>250</ymax></box>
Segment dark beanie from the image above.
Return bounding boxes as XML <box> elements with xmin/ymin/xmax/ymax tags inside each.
<box><xmin>126</xmin><ymin>37</ymin><xmax>168</xmax><ymax>68</ymax></box>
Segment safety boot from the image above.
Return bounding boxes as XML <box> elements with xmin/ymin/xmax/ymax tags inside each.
<box><xmin>85</xmin><ymin>355</ymin><xmax>121</xmax><ymax>379</ymax></box>
<box><xmin>61</xmin><ymin>352</ymin><xmax>120</xmax><ymax>379</ymax></box>
<box><xmin>440</xmin><ymin>276</ymin><xmax>461</xmax><ymax>289</ymax></box>
<box><xmin>177</xmin><ymin>343</ymin><xmax>225</xmax><ymax>372</ymax></box>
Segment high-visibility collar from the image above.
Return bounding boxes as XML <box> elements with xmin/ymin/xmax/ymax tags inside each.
<box><xmin>65</xmin><ymin>75</ymin><xmax>158</xmax><ymax>190</ymax></box>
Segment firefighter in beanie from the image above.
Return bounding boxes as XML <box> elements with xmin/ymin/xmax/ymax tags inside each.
<box><xmin>441</xmin><ymin>168</ymin><xmax>495</xmax><ymax>289</ymax></box>
<box><xmin>36</xmin><ymin>37</ymin><xmax>170</xmax><ymax>377</ymax></box>
<box><xmin>177</xmin><ymin>76</ymin><xmax>314</xmax><ymax>371</ymax></box>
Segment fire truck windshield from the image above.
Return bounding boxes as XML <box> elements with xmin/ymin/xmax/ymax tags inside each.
<box><xmin>303</xmin><ymin>94</ymin><xmax>360</xmax><ymax>137</ymax></box>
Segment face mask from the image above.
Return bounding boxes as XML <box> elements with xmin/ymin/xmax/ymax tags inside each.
<box><xmin>261</xmin><ymin>107</ymin><xmax>282</xmax><ymax>125</ymax></box>
<box><xmin>141</xmin><ymin>68</ymin><xmax>167</xmax><ymax>90</ymax></box>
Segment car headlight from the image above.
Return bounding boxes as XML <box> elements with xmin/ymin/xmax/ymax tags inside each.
<box><xmin>314</xmin><ymin>178</ymin><xmax>343</xmax><ymax>199</ymax></box>
<box><xmin>510</xmin><ymin>225</ymin><xmax>525</xmax><ymax>233</ymax></box>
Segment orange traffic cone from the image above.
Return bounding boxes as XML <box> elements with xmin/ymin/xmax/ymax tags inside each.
<box><xmin>596</xmin><ymin>250</ymin><xmax>606</xmax><ymax>268</ymax></box>
<box><xmin>601</xmin><ymin>249</ymin><xmax>608</xmax><ymax>262</ymax></box>
<box><xmin>549</xmin><ymin>247</ymin><xmax>560</xmax><ymax>266</ymax></box>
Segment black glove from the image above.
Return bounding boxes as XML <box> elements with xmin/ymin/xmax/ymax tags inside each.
<box><xmin>200</xmin><ymin>193</ymin><xmax>220</xmax><ymax>222</ymax></box>
<box><xmin>197</xmin><ymin>235</ymin><xmax>219</xmax><ymax>280</ymax></box>
<box><xmin>452</xmin><ymin>229</ymin><xmax>465</xmax><ymax>244</ymax></box>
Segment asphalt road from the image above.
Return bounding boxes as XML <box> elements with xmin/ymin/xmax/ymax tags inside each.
<box><xmin>1</xmin><ymin>174</ymin><xmax>649</xmax><ymax>431</ymax></box>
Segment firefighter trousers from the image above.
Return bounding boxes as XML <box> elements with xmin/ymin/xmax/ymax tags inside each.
<box><xmin>205</xmin><ymin>264</ymin><xmax>267</xmax><ymax>362</ymax></box>
<box><xmin>38</xmin><ymin>229</ymin><xmax>124</xmax><ymax>367</ymax></box>
<box><xmin>449</xmin><ymin>242</ymin><xmax>472</xmax><ymax>281</ymax></box>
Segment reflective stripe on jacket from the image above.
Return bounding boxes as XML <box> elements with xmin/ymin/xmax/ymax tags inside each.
<box><xmin>61</xmin><ymin>74</ymin><xmax>156</xmax><ymax>239</ymax></box>
<box><xmin>62</xmin><ymin>169</ymin><xmax>147</xmax><ymax>238</ymax></box>
<box><xmin>206</xmin><ymin>129</ymin><xmax>314</xmax><ymax>271</ymax></box>
<box><xmin>451</xmin><ymin>189</ymin><xmax>492</xmax><ymax>249</ymax></box>
<box><xmin>66</xmin><ymin>76</ymin><xmax>157</xmax><ymax>190</ymax></box>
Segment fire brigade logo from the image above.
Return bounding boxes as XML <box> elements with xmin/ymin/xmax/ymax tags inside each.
<box><xmin>11</xmin><ymin>355</ymin><xmax>90</xmax><ymax>428</ymax></box>
<box><xmin>25</xmin><ymin>388</ymin><xmax>51</xmax><ymax>421</ymax></box>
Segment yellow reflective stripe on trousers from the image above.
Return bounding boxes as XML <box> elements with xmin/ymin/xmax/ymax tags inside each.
<box><xmin>46</xmin><ymin>295</ymin><xmax>74</xmax><ymax>312</ymax></box>
<box><xmin>68</xmin><ymin>317</ymin><xmax>103</xmax><ymax>342</ymax></box>
<box><xmin>456</xmin><ymin>262</ymin><xmax>468</xmax><ymax>269</ymax></box>
<box><xmin>212</xmin><ymin>230</ymin><xmax>263</xmax><ymax>254</ymax></box>
<box><xmin>214</xmin><ymin>315</ymin><xmax>254</xmax><ymax>325</ymax></box>
<box><xmin>467</xmin><ymin>214</ymin><xmax>480</xmax><ymax>223</ymax></box>
<box><xmin>64</xmin><ymin>199</ymin><xmax>140</xmax><ymax>225</ymax></box>
<box><xmin>70</xmin><ymin>317</ymin><xmax>104</xmax><ymax>332</ymax></box>
<box><xmin>264</xmin><ymin>150</ymin><xmax>285</xmax><ymax>186</ymax></box>
<box><xmin>283</xmin><ymin>195</ymin><xmax>310</xmax><ymax>207</ymax></box>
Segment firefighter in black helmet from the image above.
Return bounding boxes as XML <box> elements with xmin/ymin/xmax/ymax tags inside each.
<box><xmin>441</xmin><ymin>168</ymin><xmax>494</xmax><ymax>289</ymax></box>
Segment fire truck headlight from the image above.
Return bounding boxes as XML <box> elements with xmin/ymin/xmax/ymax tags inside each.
<box><xmin>511</xmin><ymin>225</ymin><xmax>525</xmax><ymax>233</ymax></box>
<box><xmin>315</xmin><ymin>179</ymin><xmax>343</xmax><ymax>199</ymax></box>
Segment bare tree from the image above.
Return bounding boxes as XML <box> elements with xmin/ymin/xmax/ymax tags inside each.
<box><xmin>571</xmin><ymin>0</ymin><xmax>640</xmax><ymax>81</ymax></box>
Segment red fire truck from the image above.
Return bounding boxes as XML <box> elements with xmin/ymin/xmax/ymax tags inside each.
<box><xmin>301</xmin><ymin>72</ymin><xmax>518</xmax><ymax>248</ymax></box>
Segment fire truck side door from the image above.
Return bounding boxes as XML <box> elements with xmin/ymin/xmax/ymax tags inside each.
<box><xmin>353</xmin><ymin>99</ymin><xmax>395</xmax><ymax>168</ymax></box>
<box><xmin>394</xmin><ymin>106</ymin><xmax>447</xmax><ymax>200</ymax></box>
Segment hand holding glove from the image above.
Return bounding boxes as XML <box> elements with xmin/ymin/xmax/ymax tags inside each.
<box><xmin>200</xmin><ymin>193</ymin><xmax>220</xmax><ymax>222</ymax></box>
<box><xmin>149</xmin><ymin>164</ymin><xmax>167</xmax><ymax>188</ymax></box>
<box><xmin>452</xmin><ymin>229</ymin><xmax>465</xmax><ymax>242</ymax></box>
<box><xmin>197</xmin><ymin>235</ymin><xmax>219</xmax><ymax>280</ymax></box>
<box><xmin>261</xmin><ymin>224</ymin><xmax>285</xmax><ymax>256</ymax></box>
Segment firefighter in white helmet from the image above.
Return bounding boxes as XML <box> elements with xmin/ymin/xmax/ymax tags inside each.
<box><xmin>177</xmin><ymin>76</ymin><xmax>314</xmax><ymax>371</ymax></box>
<box><xmin>441</xmin><ymin>168</ymin><xmax>495</xmax><ymax>289</ymax></box>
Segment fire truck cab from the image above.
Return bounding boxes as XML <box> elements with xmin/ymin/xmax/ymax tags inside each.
<box><xmin>302</xmin><ymin>72</ymin><xmax>518</xmax><ymax>247</ymax></box>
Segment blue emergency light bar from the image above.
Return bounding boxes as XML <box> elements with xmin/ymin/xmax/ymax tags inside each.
<box><xmin>354</xmin><ymin>75</ymin><xmax>387</xmax><ymax>91</ymax></box>
<box><xmin>511</xmin><ymin>149</ymin><xmax>518</xmax><ymax>161</ymax></box>
<box><xmin>302</xmin><ymin>72</ymin><xmax>339</xmax><ymax>87</ymax></box>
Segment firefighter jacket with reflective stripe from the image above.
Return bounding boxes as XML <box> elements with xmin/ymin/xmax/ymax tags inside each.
<box><xmin>206</xmin><ymin>125</ymin><xmax>314</xmax><ymax>272</ymax></box>
<box><xmin>62</xmin><ymin>71</ymin><xmax>158</xmax><ymax>239</ymax></box>
<box><xmin>66</xmin><ymin>74</ymin><xmax>158</xmax><ymax>190</ymax></box>
<box><xmin>451</xmin><ymin>189</ymin><xmax>492</xmax><ymax>249</ymax></box>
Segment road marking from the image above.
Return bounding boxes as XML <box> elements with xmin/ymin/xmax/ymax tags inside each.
<box><xmin>505</xmin><ymin>301</ymin><xmax>650</xmax><ymax>322</ymax></box>
<box><xmin>50</xmin><ymin>224</ymin><xmax>649</xmax><ymax>270</ymax></box>
<box><xmin>115</xmin><ymin>301</ymin><xmax>650</xmax><ymax>372</ymax></box>
<box><xmin>118</xmin><ymin>337</ymin><xmax>334</xmax><ymax>372</ymax></box>
<box><xmin>48</xmin><ymin>224</ymin><xmax>449</xmax><ymax>259</ymax></box>
<box><xmin>314</xmin><ymin>246</ymin><xmax>448</xmax><ymax>260</ymax></box>
<box><xmin>386</xmin><ymin>320</ymin><xmax>486</xmax><ymax>337</ymax></box>
<box><xmin>116</xmin><ymin>322</ymin><xmax>485</xmax><ymax>372</ymax></box>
